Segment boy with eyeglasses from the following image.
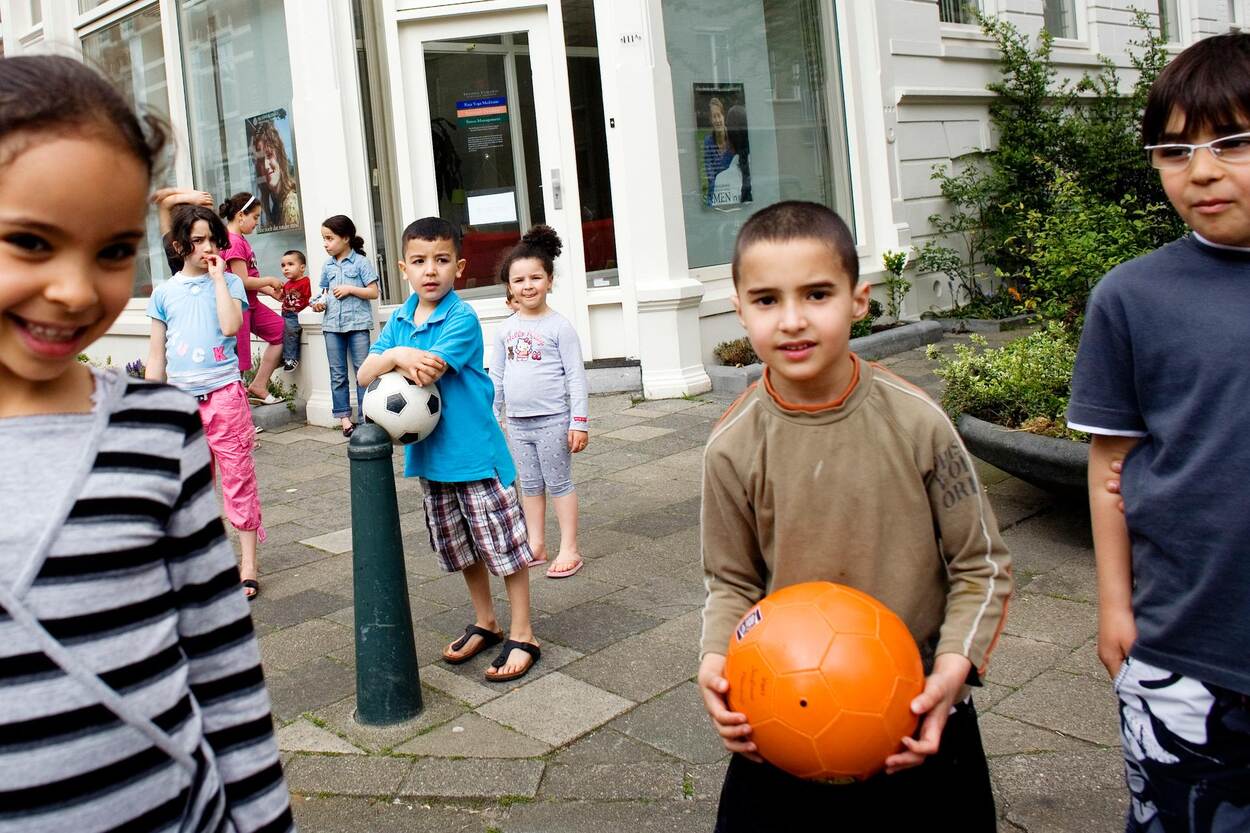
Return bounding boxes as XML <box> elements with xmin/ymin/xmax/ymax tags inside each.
<box><xmin>1069</xmin><ymin>33</ymin><xmax>1250</xmax><ymax>833</ymax></box>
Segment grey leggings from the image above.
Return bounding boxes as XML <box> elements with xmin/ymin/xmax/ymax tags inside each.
<box><xmin>507</xmin><ymin>412</ymin><xmax>574</xmax><ymax>497</ymax></box>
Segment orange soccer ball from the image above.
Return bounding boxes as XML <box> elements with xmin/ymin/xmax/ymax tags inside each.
<box><xmin>723</xmin><ymin>581</ymin><xmax>925</xmax><ymax>782</ymax></box>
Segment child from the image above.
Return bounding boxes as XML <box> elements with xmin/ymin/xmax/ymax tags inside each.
<box><xmin>489</xmin><ymin>226</ymin><xmax>590</xmax><ymax>577</ymax></box>
<box><xmin>312</xmin><ymin>215</ymin><xmax>379</xmax><ymax>436</ymax></box>
<box><xmin>279</xmin><ymin>249</ymin><xmax>310</xmax><ymax>371</ymax></box>
<box><xmin>218</xmin><ymin>192</ymin><xmax>285</xmax><ymax>406</ymax></box>
<box><xmin>357</xmin><ymin>217</ymin><xmax>540</xmax><ymax>682</ymax></box>
<box><xmin>0</xmin><ymin>55</ymin><xmax>291</xmax><ymax>832</ymax></box>
<box><xmin>1069</xmin><ymin>33</ymin><xmax>1250</xmax><ymax>832</ymax></box>
<box><xmin>698</xmin><ymin>201</ymin><xmax>1011</xmax><ymax>831</ymax></box>
<box><xmin>147</xmin><ymin>205</ymin><xmax>267</xmax><ymax>603</ymax></box>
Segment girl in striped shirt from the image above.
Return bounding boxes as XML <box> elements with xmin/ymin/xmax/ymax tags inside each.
<box><xmin>0</xmin><ymin>55</ymin><xmax>292</xmax><ymax>833</ymax></box>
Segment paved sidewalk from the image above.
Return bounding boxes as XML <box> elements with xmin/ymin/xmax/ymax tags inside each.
<box><xmin>245</xmin><ymin>335</ymin><xmax>1123</xmax><ymax>833</ymax></box>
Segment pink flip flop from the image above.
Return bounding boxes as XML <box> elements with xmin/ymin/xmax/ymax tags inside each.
<box><xmin>546</xmin><ymin>559</ymin><xmax>583</xmax><ymax>579</ymax></box>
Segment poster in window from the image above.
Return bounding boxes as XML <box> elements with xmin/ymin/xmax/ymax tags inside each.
<box><xmin>245</xmin><ymin>108</ymin><xmax>302</xmax><ymax>234</ymax></box>
<box><xmin>694</xmin><ymin>83</ymin><xmax>751</xmax><ymax>209</ymax></box>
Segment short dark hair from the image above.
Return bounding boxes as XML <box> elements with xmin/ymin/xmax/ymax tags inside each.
<box><xmin>283</xmin><ymin>249</ymin><xmax>306</xmax><ymax>265</ymax></box>
<box><xmin>169</xmin><ymin>205</ymin><xmax>229</xmax><ymax>256</ymax></box>
<box><xmin>732</xmin><ymin>201</ymin><xmax>857</xmax><ymax>286</ymax></box>
<box><xmin>1142</xmin><ymin>33</ymin><xmax>1250</xmax><ymax>144</ymax></box>
<box><xmin>0</xmin><ymin>55</ymin><xmax>167</xmax><ymax>175</ymax></box>
<box><xmin>402</xmin><ymin>217</ymin><xmax>462</xmax><ymax>257</ymax></box>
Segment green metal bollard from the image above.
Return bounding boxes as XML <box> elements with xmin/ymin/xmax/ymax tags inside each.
<box><xmin>348</xmin><ymin>422</ymin><xmax>423</xmax><ymax>724</ymax></box>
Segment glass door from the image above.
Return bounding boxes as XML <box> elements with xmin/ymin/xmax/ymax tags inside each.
<box><xmin>423</xmin><ymin>31</ymin><xmax>542</xmax><ymax>294</ymax></box>
<box><xmin>397</xmin><ymin>7</ymin><xmax>605</xmax><ymax>357</ymax></box>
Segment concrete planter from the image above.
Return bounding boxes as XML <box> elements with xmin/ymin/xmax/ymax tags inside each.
<box><xmin>936</xmin><ymin>313</ymin><xmax>1034</xmax><ymax>334</ymax></box>
<box><xmin>707</xmin><ymin>320</ymin><xmax>945</xmax><ymax>396</ymax></box>
<box><xmin>957</xmin><ymin>413</ymin><xmax>1088</xmax><ymax>497</ymax></box>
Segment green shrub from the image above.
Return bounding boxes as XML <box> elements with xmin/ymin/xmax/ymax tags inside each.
<box><xmin>881</xmin><ymin>249</ymin><xmax>912</xmax><ymax>322</ymax></box>
<box><xmin>1014</xmin><ymin>167</ymin><xmax>1174</xmax><ymax>324</ymax></box>
<box><xmin>927</xmin><ymin>324</ymin><xmax>1086</xmax><ymax>441</ymax></box>
<box><xmin>921</xmin><ymin>10</ymin><xmax>1179</xmax><ymax>320</ymax></box>
<box><xmin>713</xmin><ymin>337</ymin><xmax>759</xmax><ymax>367</ymax></box>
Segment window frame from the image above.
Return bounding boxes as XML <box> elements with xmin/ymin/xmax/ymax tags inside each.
<box><xmin>1229</xmin><ymin>0</ymin><xmax>1248</xmax><ymax>29</ymax></box>
<box><xmin>1041</xmin><ymin>0</ymin><xmax>1087</xmax><ymax>45</ymax></box>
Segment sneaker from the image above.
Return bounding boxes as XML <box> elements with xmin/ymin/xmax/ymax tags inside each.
<box><xmin>283</xmin><ymin>360</ymin><xmax>299</xmax><ymax>372</ymax></box>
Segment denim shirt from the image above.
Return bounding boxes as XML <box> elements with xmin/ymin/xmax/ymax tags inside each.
<box><xmin>318</xmin><ymin>250</ymin><xmax>379</xmax><ymax>333</ymax></box>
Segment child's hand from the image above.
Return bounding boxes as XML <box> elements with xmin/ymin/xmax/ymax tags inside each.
<box><xmin>1098</xmin><ymin>605</ymin><xmax>1137</xmax><ymax>679</ymax></box>
<box><xmin>1106</xmin><ymin>458</ymin><xmax>1124</xmax><ymax>514</ymax></box>
<box><xmin>883</xmin><ymin>653</ymin><xmax>971</xmax><ymax>774</ymax></box>
<box><xmin>153</xmin><ymin>187</ymin><xmax>212</xmax><ymax>208</ymax></box>
<box><xmin>388</xmin><ymin>347</ymin><xmax>447</xmax><ymax>387</ymax></box>
<box><xmin>568</xmin><ymin>430</ymin><xmax>588</xmax><ymax>453</ymax></box>
<box><xmin>205</xmin><ymin>254</ymin><xmax>226</xmax><ymax>281</ymax></box>
<box><xmin>332</xmin><ymin>285</ymin><xmax>355</xmax><ymax>299</ymax></box>
<box><xmin>698</xmin><ymin>653</ymin><xmax>763</xmax><ymax>762</ymax></box>
<box><xmin>261</xmin><ymin>285</ymin><xmax>282</xmax><ymax>300</ymax></box>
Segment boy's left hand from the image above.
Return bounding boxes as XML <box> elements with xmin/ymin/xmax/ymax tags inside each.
<box><xmin>883</xmin><ymin>653</ymin><xmax>971</xmax><ymax>774</ymax></box>
<box><xmin>568</xmin><ymin>430</ymin><xmax>588</xmax><ymax>453</ymax></box>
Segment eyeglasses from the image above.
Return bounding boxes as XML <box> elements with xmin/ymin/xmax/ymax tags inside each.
<box><xmin>1145</xmin><ymin>131</ymin><xmax>1250</xmax><ymax>170</ymax></box>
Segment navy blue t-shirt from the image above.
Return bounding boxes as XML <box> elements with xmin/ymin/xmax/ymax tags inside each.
<box><xmin>1068</xmin><ymin>234</ymin><xmax>1250</xmax><ymax>695</ymax></box>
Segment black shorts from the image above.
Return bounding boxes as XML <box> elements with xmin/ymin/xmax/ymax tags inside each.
<box><xmin>714</xmin><ymin>700</ymin><xmax>995</xmax><ymax>832</ymax></box>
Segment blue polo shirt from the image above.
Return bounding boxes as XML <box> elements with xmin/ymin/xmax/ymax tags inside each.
<box><xmin>371</xmin><ymin>290</ymin><xmax>515</xmax><ymax>486</ymax></box>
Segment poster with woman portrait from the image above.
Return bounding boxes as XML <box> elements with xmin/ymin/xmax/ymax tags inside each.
<box><xmin>245</xmin><ymin>108</ymin><xmax>302</xmax><ymax>234</ymax></box>
<box><xmin>694</xmin><ymin>83</ymin><xmax>751</xmax><ymax>209</ymax></box>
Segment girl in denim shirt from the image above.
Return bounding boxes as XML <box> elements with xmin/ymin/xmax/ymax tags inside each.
<box><xmin>311</xmin><ymin>215</ymin><xmax>379</xmax><ymax>436</ymax></box>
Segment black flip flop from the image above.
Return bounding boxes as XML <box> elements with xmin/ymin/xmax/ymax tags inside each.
<box><xmin>241</xmin><ymin>579</ymin><xmax>259</xmax><ymax>602</ymax></box>
<box><xmin>485</xmin><ymin>639</ymin><xmax>541</xmax><ymax>683</ymax></box>
<box><xmin>442</xmin><ymin>624</ymin><xmax>504</xmax><ymax>664</ymax></box>
<box><xmin>342</xmin><ymin>423</ymin><xmax>355</xmax><ymax>438</ymax></box>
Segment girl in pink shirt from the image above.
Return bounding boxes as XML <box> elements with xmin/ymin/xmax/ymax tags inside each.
<box><xmin>219</xmin><ymin>192</ymin><xmax>285</xmax><ymax>405</ymax></box>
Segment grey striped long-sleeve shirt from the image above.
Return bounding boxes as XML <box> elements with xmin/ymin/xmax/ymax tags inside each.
<box><xmin>0</xmin><ymin>371</ymin><xmax>292</xmax><ymax>833</ymax></box>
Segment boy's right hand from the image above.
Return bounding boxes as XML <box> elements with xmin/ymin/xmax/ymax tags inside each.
<box><xmin>1098</xmin><ymin>605</ymin><xmax>1137</xmax><ymax>679</ymax></box>
<box><xmin>388</xmin><ymin>347</ymin><xmax>447</xmax><ymax>387</ymax></box>
<box><xmin>698</xmin><ymin>653</ymin><xmax>762</xmax><ymax>762</ymax></box>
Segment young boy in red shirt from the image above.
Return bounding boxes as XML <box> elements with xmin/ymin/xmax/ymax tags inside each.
<box><xmin>280</xmin><ymin>249</ymin><xmax>311</xmax><ymax>371</ymax></box>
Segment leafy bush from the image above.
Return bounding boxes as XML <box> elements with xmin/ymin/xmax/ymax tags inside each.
<box><xmin>881</xmin><ymin>249</ymin><xmax>912</xmax><ymax>322</ymax></box>
<box><xmin>927</xmin><ymin>324</ymin><xmax>1086</xmax><ymax>441</ymax></box>
<box><xmin>920</xmin><ymin>11</ymin><xmax>1180</xmax><ymax>320</ymax></box>
<box><xmin>713</xmin><ymin>337</ymin><xmax>759</xmax><ymax>367</ymax></box>
<box><xmin>1014</xmin><ymin>168</ymin><xmax>1174</xmax><ymax>324</ymax></box>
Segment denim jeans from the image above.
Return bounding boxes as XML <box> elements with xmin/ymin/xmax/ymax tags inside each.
<box><xmin>282</xmin><ymin>311</ymin><xmax>302</xmax><ymax>364</ymax></box>
<box><xmin>325</xmin><ymin>329</ymin><xmax>370</xmax><ymax>419</ymax></box>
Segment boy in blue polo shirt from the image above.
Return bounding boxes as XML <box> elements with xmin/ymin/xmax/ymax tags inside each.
<box><xmin>358</xmin><ymin>217</ymin><xmax>540</xmax><ymax>682</ymax></box>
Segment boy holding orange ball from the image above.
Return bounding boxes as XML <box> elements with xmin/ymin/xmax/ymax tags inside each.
<box><xmin>697</xmin><ymin>201</ymin><xmax>1012</xmax><ymax>830</ymax></box>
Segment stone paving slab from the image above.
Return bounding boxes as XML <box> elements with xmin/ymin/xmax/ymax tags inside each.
<box><xmin>994</xmin><ymin>670</ymin><xmax>1121</xmax><ymax>746</ymax></box>
<box><xmin>267</xmin><ymin>657</ymin><xmax>356</xmax><ymax>724</ymax></box>
<box><xmin>276</xmin><ymin>719</ymin><xmax>366</xmax><ymax>755</ymax></box>
<box><xmin>539</xmin><ymin>761</ymin><xmax>685</xmax><ymax>801</ymax></box>
<box><xmin>561</xmin><ymin>630</ymin><xmax>698</xmax><ymax>703</ymax></box>
<box><xmin>478</xmin><ymin>672</ymin><xmax>634</xmax><ymax>747</ymax></box>
<box><xmin>501</xmin><ymin>797</ymin><xmax>719</xmax><ymax>833</ymax></box>
<box><xmin>1002</xmin><ymin>592</ymin><xmax>1099</xmax><ymax>649</ymax></box>
<box><xmin>991</xmin><ymin>747</ymin><xmax>1129</xmax><ymax>833</ymax></box>
<box><xmin>284</xmin><ymin>754</ymin><xmax>412</xmax><ymax>797</ymax></box>
<box><xmin>609</xmin><ymin>682</ymin><xmax>728</xmax><ymax>765</ymax></box>
<box><xmin>312</xmin><ymin>688</ymin><xmax>466</xmax><ymax>753</ymax></box>
<box><xmin>291</xmin><ymin>797</ymin><xmax>490</xmax><ymax>833</ymax></box>
<box><xmin>393</xmin><ymin>712</ymin><xmax>550</xmax><ymax>758</ymax></box>
<box><xmin>299</xmin><ymin>527</ymin><xmax>354</xmax><ymax>554</ymax></box>
<box><xmin>551</xmin><ymin>726</ymin><xmax>683</xmax><ymax>765</ymax></box>
<box><xmin>399</xmin><ymin>757</ymin><xmax>545</xmax><ymax>799</ymax></box>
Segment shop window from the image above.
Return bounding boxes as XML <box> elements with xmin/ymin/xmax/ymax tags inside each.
<box><xmin>178</xmin><ymin>0</ymin><xmax>304</xmax><ymax>284</ymax></box>
<box><xmin>939</xmin><ymin>0</ymin><xmax>981</xmax><ymax>25</ymax></box>
<box><xmin>662</xmin><ymin>0</ymin><xmax>854</xmax><ymax>270</ymax></box>
<box><xmin>81</xmin><ymin>5</ymin><xmax>169</xmax><ymax>296</ymax></box>
<box><xmin>1043</xmin><ymin>0</ymin><xmax>1079</xmax><ymax>39</ymax></box>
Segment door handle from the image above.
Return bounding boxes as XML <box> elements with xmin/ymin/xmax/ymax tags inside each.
<box><xmin>551</xmin><ymin>168</ymin><xmax>562</xmax><ymax>210</ymax></box>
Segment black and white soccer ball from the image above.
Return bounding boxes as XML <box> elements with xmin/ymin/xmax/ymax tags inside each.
<box><xmin>361</xmin><ymin>371</ymin><xmax>442</xmax><ymax>445</ymax></box>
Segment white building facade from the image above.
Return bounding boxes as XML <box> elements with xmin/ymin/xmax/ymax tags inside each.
<box><xmin>1</xmin><ymin>0</ymin><xmax>1236</xmax><ymax>424</ymax></box>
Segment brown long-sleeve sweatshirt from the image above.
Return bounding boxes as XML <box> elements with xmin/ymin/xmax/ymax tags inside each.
<box><xmin>700</xmin><ymin>357</ymin><xmax>1012</xmax><ymax>680</ymax></box>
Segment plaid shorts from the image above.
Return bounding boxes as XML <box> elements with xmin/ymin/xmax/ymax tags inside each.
<box><xmin>420</xmin><ymin>477</ymin><xmax>533</xmax><ymax>576</ymax></box>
